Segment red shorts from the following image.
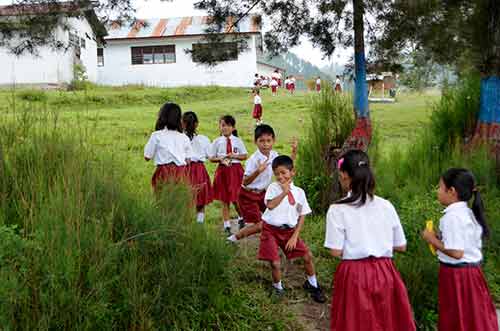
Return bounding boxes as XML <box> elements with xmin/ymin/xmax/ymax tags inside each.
<box><xmin>258</xmin><ymin>222</ymin><xmax>309</xmax><ymax>261</ymax></box>
<box><xmin>316</xmin><ymin>84</ymin><xmax>321</xmax><ymax>91</ymax></box>
<box><xmin>238</xmin><ymin>188</ymin><xmax>266</xmax><ymax>224</ymax></box>
<box><xmin>438</xmin><ymin>264</ymin><xmax>498</xmax><ymax>331</ymax></box>
<box><xmin>151</xmin><ymin>164</ymin><xmax>188</xmax><ymax>191</ymax></box>
<box><xmin>213</xmin><ymin>163</ymin><xmax>244</xmax><ymax>203</ymax></box>
<box><xmin>252</xmin><ymin>104</ymin><xmax>263</xmax><ymax>119</ymax></box>
<box><xmin>188</xmin><ymin>162</ymin><xmax>213</xmax><ymax>207</ymax></box>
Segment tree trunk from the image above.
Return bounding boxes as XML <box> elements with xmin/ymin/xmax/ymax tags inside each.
<box><xmin>342</xmin><ymin>0</ymin><xmax>371</xmax><ymax>153</ymax></box>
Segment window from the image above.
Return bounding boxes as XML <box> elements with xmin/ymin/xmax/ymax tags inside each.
<box><xmin>80</xmin><ymin>37</ymin><xmax>86</xmax><ymax>49</ymax></box>
<box><xmin>69</xmin><ymin>32</ymin><xmax>79</xmax><ymax>47</ymax></box>
<box><xmin>131</xmin><ymin>46</ymin><xmax>176</xmax><ymax>65</ymax></box>
<box><xmin>192</xmin><ymin>42</ymin><xmax>238</xmax><ymax>63</ymax></box>
<box><xmin>97</xmin><ymin>48</ymin><xmax>104</xmax><ymax>67</ymax></box>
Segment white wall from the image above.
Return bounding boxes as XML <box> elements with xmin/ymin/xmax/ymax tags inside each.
<box><xmin>0</xmin><ymin>16</ymin><xmax>98</xmax><ymax>85</ymax></box>
<box><xmin>257</xmin><ymin>62</ymin><xmax>280</xmax><ymax>79</ymax></box>
<box><xmin>97</xmin><ymin>35</ymin><xmax>258</xmax><ymax>87</ymax></box>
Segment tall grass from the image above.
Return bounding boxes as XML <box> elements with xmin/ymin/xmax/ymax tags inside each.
<box><xmin>0</xmin><ymin>103</ymin><xmax>283</xmax><ymax>330</ymax></box>
<box><xmin>295</xmin><ymin>90</ymin><xmax>355</xmax><ymax>212</ymax></box>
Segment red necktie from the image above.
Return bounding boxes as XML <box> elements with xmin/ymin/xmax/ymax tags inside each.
<box><xmin>226</xmin><ymin>136</ymin><xmax>232</xmax><ymax>154</ymax></box>
<box><xmin>287</xmin><ymin>191</ymin><xmax>296</xmax><ymax>205</ymax></box>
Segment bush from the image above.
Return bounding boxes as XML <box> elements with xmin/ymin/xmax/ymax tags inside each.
<box><xmin>296</xmin><ymin>88</ymin><xmax>355</xmax><ymax>212</ymax></box>
<box><xmin>17</xmin><ymin>89</ymin><xmax>48</xmax><ymax>102</ymax></box>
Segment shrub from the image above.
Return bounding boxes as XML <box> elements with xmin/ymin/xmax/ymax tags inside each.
<box><xmin>295</xmin><ymin>88</ymin><xmax>355</xmax><ymax>212</ymax></box>
<box><xmin>17</xmin><ymin>89</ymin><xmax>48</xmax><ymax>102</ymax></box>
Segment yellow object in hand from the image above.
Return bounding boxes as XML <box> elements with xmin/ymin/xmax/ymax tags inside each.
<box><xmin>426</xmin><ymin>220</ymin><xmax>437</xmax><ymax>256</ymax></box>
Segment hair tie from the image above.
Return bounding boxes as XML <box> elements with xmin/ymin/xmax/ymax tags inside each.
<box><xmin>337</xmin><ymin>158</ymin><xmax>344</xmax><ymax>170</ymax></box>
<box><xmin>472</xmin><ymin>187</ymin><xmax>478</xmax><ymax>193</ymax></box>
<box><xmin>358</xmin><ymin>161</ymin><xmax>367</xmax><ymax>167</ymax></box>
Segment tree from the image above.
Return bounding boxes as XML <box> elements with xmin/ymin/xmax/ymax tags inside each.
<box><xmin>375</xmin><ymin>0</ymin><xmax>500</xmax><ymax>158</ymax></box>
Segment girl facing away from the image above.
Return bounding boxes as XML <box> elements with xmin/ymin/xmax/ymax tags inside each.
<box><xmin>324</xmin><ymin>150</ymin><xmax>416</xmax><ymax>331</ymax></box>
<box><xmin>422</xmin><ymin>168</ymin><xmax>498</xmax><ymax>331</ymax></box>
<box><xmin>144</xmin><ymin>102</ymin><xmax>193</xmax><ymax>191</ymax></box>
<box><xmin>182</xmin><ymin>111</ymin><xmax>213</xmax><ymax>224</ymax></box>
<box><xmin>209</xmin><ymin>115</ymin><xmax>248</xmax><ymax>234</ymax></box>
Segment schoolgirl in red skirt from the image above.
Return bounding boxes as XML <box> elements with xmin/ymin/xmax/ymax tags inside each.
<box><xmin>289</xmin><ymin>76</ymin><xmax>296</xmax><ymax>94</ymax></box>
<box><xmin>325</xmin><ymin>150</ymin><xmax>416</xmax><ymax>331</ymax></box>
<box><xmin>315</xmin><ymin>76</ymin><xmax>321</xmax><ymax>92</ymax></box>
<box><xmin>422</xmin><ymin>168</ymin><xmax>498</xmax><ymax>331</ymax></box>
<box><xmin>209</xmin><ymin>115</ymin><xmax>248</xmax><ymax>234</ymax></box>
<box><xmin>270</xmin><ymin>78</ymin><xmax>278</xmax><ymax>96</ymax></box>
<box><xmin>144</xmin><ymin>102</ymin><xmax>193</xmax><ymax>192</ymax></box>
<box><xmin>182</xmin><ymin>111</ymin><xmax>213</xmax><ymax>224</ymax></box>
<box><xmin>252</xmin><ymin>89</ymin><xmax>263</xmax><ymax>125</ymax></box>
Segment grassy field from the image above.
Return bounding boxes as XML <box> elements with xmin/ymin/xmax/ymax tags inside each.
<box><xmin>4</xmin><ymin>85</ymin><xmax>496</xmax><ymax>330</ymax></box>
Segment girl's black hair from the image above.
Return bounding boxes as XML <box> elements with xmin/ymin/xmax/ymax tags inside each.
<box><xmin>220</xmin><ymin>115</ymin><xmax>238</xmax><ymax>137</ymax></box>
<box><xmin>441</xmin><ymin>168</ymin><xmax>489</xmax><ymax>238</ymax></box>
<box><xmin>155</xmin><ymin>102</ymin><xmax>182</xmax><ymax>132</ymax></box>
<box><xmin>336</xmin><ymin>149</ymin><xmax>375</xmax><ymax>207</ymax></box>
<box><xmin>182</xmin><ymin>111</ymin><xmax>198</xmax><ymax>140</ymax></box>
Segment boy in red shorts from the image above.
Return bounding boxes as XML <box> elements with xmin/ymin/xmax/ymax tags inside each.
<box><xmin>258</xmin><ymin>155</ymin><xmax>325</xmax><ymax>303</ymax></box>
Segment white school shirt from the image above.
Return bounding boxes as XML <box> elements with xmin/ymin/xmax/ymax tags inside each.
<box><xmin>291</xmin><ymin>77</ymin><xmax>296</xmax><ymax>84</ymax></box>
<box><xmin>270</xmin><ymin>79</ymin><xmax>278</xmax><ymax>87</ymax></box>
<box><xmin>189</xmin><ymin>134</ymin><xmax>211</xmax><ymax>163</ymax></box>
<box><xmin>316</xmin><ymin>78</ymin><xmax>321</xmax><ymax>85</ymax></box>
<box><xmin>144</xmin><ymin>129</ymin><xmax>193</xmax><ymax>166</ymax></box>
<box><xmin>244</xmin><ymin>150</ymin><xmax>279</xmax><ymax>191</ymax></box>
<box><xmin>437</xmin><ymin>201</ymin><xmax>483</xmax><ymax>264</ymax></box>
<box><xmin>262</xmin><ymin>182</ymin><xmax>312</xmax><ymax>228</ymax></box>
<box><xmin>254</xmin><ymin>95</ymin><xmax>262</xmax><ymax>105</ymax></box>
<box><xmin>208</xmin><ymin>135</ymin><xmax>248</xmax><ymax>164</ymax></box>
<box><xmin>284</xmin><ymin>79</ymin><xmax>290</xmax><ymax>85</ymax></box>
<box><xmin>324</xmin><ymin>195</ymin><xmax>407</xmax><ymax>260</ymax></box>
<box><xmin>335</xmin><ymin>78</ymin><xmax>341</xmax><ymax>86</ymax></box>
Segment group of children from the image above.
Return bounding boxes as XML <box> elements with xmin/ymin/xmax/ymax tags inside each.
<box><xmin>144</xmin><ymin>102</ymin><xmax>498</xmax><ymax>331</ymax></box>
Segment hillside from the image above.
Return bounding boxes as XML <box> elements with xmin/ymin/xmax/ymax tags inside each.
<box><xmin>260</xmin><ymin>52</ymin><xmax>332</xmax><ymax>81</ymax></box>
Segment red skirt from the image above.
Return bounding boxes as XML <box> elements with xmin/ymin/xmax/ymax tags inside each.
<box><xmin>252</xmin><ymin>104</ymin><xmax>263</xmax><ymax>119</ymax></box>
<box><xmin>335</xmin><ymin>84</ymin><xmax>342</xmax><ymax>92</ymax></box>
<box><xmin>213</xmin><ymin>163</ymin><xmax>244</xmax><ymax>203</ymax></box>
<box><xmin>331</xmin><ymin>258</ymin><xmax>416</xmax><ymax>331</ymax></box>
<box><xmin>316</xmin><ymin>84</ymin><xmax>321</xmax><ymax>92</ymax></box>
<box><xmin>285</xmin><ymin>83</ymin><xmax>290</xmax><ymax>90</ymax></box>
<box><xmin>151</xmin><ymin>164</ymin><xmax>188</xmax><ymax>191</ymax></box>
<box><xmin>278</xmin><ymin>79</ymin><xmax>282</xmax><ymax>87</ymax></box>
<box><xmin>188</xmin><ymin>162</ymin><xmax>213</xmax><ymax>207</ymax></box>
<box><xmin>290</xmin><ymin>83</ymin><xmax>295</xmax><ymax>91</ymax></box>
<box><xmin>271</xmin><ymin>85</ymin><xmax>277</xmax><ymax>93</ymax></box>
<box><xmin>438</xmin><ymin>264</ymin><xmax>498</xmax><ymax>331</ymax></box>
<box><xmin>238</xmin><ymin>188</ymin><xmax>266</xmax><ymax>223</ymax></box>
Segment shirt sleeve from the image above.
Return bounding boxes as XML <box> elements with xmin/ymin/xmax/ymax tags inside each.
<box><xmin>144</xmin><ymin>133</ymin><xmax>157</xmax><ymax>159</ymax></box>
<box><xmin>208</xmin><ymin>139</ymin><xmax>218</xmax><ymax>158</ymax></box>
<box><xmin>324</xmin><ymin>206</ymin><xmax>345</xmax><ymax>250</ymax></box>
<box><xmin>265</xmin><ymin>183</ymin><xmax>281</xmax><ymax>201</ymax></box>
<box><xmin>440</xmin><ymin>214</ymin><xmax>466</xmax><ymax>251</ymax></box>
<box><xmin>388</xmin><ymin>203</ymin><xmax>407</xmax><ymax>247</ymax></box>
<box><xmin>184</xmin><ymin>136</ymin><xmax>194</xmax><ymax>160</ymax></box>
<box><xmin>244</xmin><ymin>154</ymin><xmax>257</xmax><ymax>177</ymax></box>
<box><xmin>298</xmin><ymin>190</ymin><xmax>312</xmax><ymax>216</ymax></box>
<box><xmin>238</xmin><ymin>138</ymin><xmax>248</xmax><ymax>155</ymax></box>
<box><xmin>202</xmin><ymin>137</ymin><xmax>211</xmax><ymax>159</ymax></box>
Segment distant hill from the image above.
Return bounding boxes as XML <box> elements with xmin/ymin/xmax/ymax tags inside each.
<box><xmin>259</xmin><ymin>52</ymin><xmax>332</xmax><ymax>81</ymax></box>
<box><xmin>320</xmin><ymin>62</ymin><xmax>346</xmax><ymax>78</ymax></box>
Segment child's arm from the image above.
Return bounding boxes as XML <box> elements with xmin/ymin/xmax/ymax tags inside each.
<box><xmin>285</xmin><ymin>215</ymin><xmax>305</xmax><ymax>251</ymax></box>
<box><xmin>265</xmin><ymin>182</ymin><xmax>290</xmax><ymax>210</ymax></box>
<box><xmin>422</xmin><ymin>229</ymin><xmax>464</xmax><ymax>259</ymax></box>
<box><xmin>243</xmin><ymin>159</ymin><xmax>269</xmax><ymax>186</ymax></box>
<box><xmin>290</xmin><ymin>137</ymin><xmax>298</xmax><ymax>161</ymax></box>
<box><xmin>228</xmin><ymin>152</ymin><xmax>248</xmax><ymax>161</ymax></box>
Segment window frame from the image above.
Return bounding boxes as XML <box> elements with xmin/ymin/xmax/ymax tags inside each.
<box><xmin>97</xmin><ymin>48</ymin><xmax>104</xmax><ymax>67</ymax></box>
<box><xmin>191</xmin><ymin>42</ymin><xmax>239</xmax><ymax>63</ymax></box>
<box><xmin>131</xmin><ymin>45</ymin><xmax>176</xmax><ymax>65</ymax></box>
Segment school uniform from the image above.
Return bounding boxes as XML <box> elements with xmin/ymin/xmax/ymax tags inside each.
<box><xmin>290</xmin><ymin>78</ymin><xmax>296</xmax><ymax>92</ymax></box>
<box><xmin>144</xmin><ymin>129</ymin><xmax>193</xmax><ymax>190</ymax></box>
<box><xmin>210</xmin><ymin>135</ymin><xmax>247</xmax><ymax>203</ymax></box>
<box><xmin>316</xmin><ymin>79</ymin><xmax>321</xmax><ymax>92</ymax></box>
<box><xmin>252</xmin><ymin>95</ymin><xmax>263</xmax><ymax>120</ymax></box>
<box><xmin>324</xmin><ymin>195</ymin><xmax>416</xmax><ymax>331</ymax></box>
<box><xmin>258</xmin><ymin>182</ymin><xmax>312</xmax><ymax>261</ymax></box>
<box><xmin>436</xmin><ymin>201</ymin><xmax>498</xmax><ymax>331</ymax></box>
<box><xmin>334</xmin><ymin>78</ymin><xmax>342</xmax><ymax>92</ymax></box>
<box><xmin>270</xmin><ymin>80</ymin><xmax>278</xmax><ymax>93</ymax></box>
<box><xmin>188</xmin><ymin>134</ymin><xmax>213</xmax><ymax>207</ymax></box>
<box><xmin>238</xmin><ymin>150</ymin><xmax>278</xmax><ymax>224</ymax></box>
<box><xmin>285</xmin><ymin>79</ymin><xmax>290</xmax><ymax>91</ymax></box>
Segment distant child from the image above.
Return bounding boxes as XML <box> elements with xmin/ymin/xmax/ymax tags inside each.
<box><xmin>270</xmin><ymin>78</ymin><xmax>278</xmax><ymax>96</ymax></box>
<box><xmin>284</xmin><ymin>76</ymin><xmax>290</xmax><ymax>91</ymax></box>
<box><xmin>228</xmin><ymin>127</ymin><xmax>297</xmax><ymax>242</ymax></box>
<box><xmin>144</xmin><ymin>102</ymin><xmax>193</xmax><ymax>191</ymax></box>
<box><xmin>252</xmin><ymin>89</ymin><xmax>263</xmax><ymax>125</ymax></box>
<box><xmin>209</xmin><ymin>115</ymin><xmax>248</xmax><ymax>234</ymax></box>
<box><xmin>325</xmin><ymin>150</ymin><xmax>416</xmax><ymax>331</ymax></box>
<box><xmin>316</xmin><ymin>76</ymin><xmax>321</xmax><ymax>93</ymax></box>
<box><xmin>289</xmin><ymin>76</ymin><xmax>296</xmax><ymax>94</ymax></box>
<box><xmin>422</xmin><ymin>168</ymin><xmax>498</xmax><ymax>331</ymax></box>
<box><xmin>182</xmin><ymin>111</ymin><xmax>213</xmax><ymax>224</ymax></box>
<box><xmin>334</xmin><ymin>75</ymin><xmax>342</xmax><ymax>92</ymax></box>
<box><xmin>253</xmin><ymin>73</ymin><xmax>261</xmax><ymax>87</ymax></box>
<box><xmin>258</xmin><ymin>155</ymin><xmax>325</xmax><ymax>303</ymax></box>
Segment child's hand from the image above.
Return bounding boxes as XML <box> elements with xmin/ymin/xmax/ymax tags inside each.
<box><xmin>421</xmin><ymin>228</ymin><xmax>437</xmax><ymax>243</ymax></box>
<box><xmin>291</xmin><ymin>137</ymin><xmax>298</xmax><ymax>152</ymax></box>
<box><xmin>226</xmin><ymin>152</ymin><xmax>234</xmax><ymax>159</ymax></box>
<box><xmin>279</xmin><ymin>180</ymin><xmax>291</xmax><ymax>194</ymax></box>
<box><xmin>285</xmin><ymin>234</ymin><xmax>298</xmax><ymax>252</ymax></box>
<box><xmin>257</xmin><ymin>158</ymin><xmax>270</xmax><ymax>173</ymax></box>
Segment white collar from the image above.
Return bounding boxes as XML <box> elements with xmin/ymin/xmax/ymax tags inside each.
<box><xmin>443</xmin><ymin>201</ymin><xmax>468</xmax><ymax>214</ymax></box>
<box><xmin>256</xmin><ymin>149</ymin><xmax>273</xmax><ymax>159</ymax></box>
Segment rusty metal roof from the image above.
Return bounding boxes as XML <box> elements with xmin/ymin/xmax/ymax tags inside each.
<box><xmin>105</xmin><ymin>15</ymin><xmax>261</xmax><ymax>40</ymax></box>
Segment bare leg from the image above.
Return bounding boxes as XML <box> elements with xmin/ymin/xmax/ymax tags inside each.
<box><xmin>222</xmin><ymin>203</ymin><xmax>230</xmax><ymax>221</ymax></box>
<box><xmin>233</xmin><ymin>202</ymin><xmax>242</xmax><ymax>218</ymax></box>
<box><xmin>303</xmin><ymin>252</ymin><xmax>316</xmax><ymax>277</ymax></box>
<box><xmin>235</xmin><ymin>222</ymin><xmax>263</xmax><ymax>240</ymax></box>
<box><xmin>270</xmin><ymin>260</ymin><xmax>281</xmax><ymax>284</ymax></box>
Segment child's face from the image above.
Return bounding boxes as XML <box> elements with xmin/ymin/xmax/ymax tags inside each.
<box><xmin>255</xmin><ymin>134</ymin><xmax>275</xmax><ymax>155</ymax></box>
<box><xmin>219</xmin><ymin>120</ymin><xmax>234</xmax><ymax>136</ymax></box>
<box><xmin>273</xmin><ymin>165</ymin><xmax>295</xmax><ymax>184</ymax></box>
<box><xmin>437</xmin><ymin>179</ymin><xmax>458</xmax><ymax>206</ymax></box>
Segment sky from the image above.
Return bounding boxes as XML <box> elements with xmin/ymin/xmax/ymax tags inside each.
<box><xmin>133</xmin><ymin>0</ymin><xmax>351</xmax><ymax>68</ymax></box>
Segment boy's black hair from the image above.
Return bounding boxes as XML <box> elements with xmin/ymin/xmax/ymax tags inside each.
<box><xmin>254</xmin><ymin>124</ymin><xmax>275</xmax><ymax>141</ymax></box>
<box><xmin>272</xmin><ymin>155</ymin><xmax>293</xmax><ymax>171</ymax></box>
<box><xmin>155</xmin><ymin>102</ymin><xmax>182</xmax><ymax>132</ymax></box>
<box><xmin>220</xmin><ymin>115</ymin><xmax>238</xmax><ymax>137</ymax></box>
<box><xmin>441</xmin><ymin>168</ymin><xmax>489</xmax><ymax>238</ymax></box>
<box><xmin>182</xmin><ymin>111</ymin><xmax>198</xmax><ymax>140</ymax></box>
<box><xmin>336</xmin><ymin>149</ymin><xmax>375</xmax><ymax>207</ymax></box>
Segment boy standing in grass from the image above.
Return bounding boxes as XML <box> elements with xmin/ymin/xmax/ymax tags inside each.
<box><xmin>258</xmin><ymin>155</ymin><xmax>325</xmax><ymax>302</ymax></box>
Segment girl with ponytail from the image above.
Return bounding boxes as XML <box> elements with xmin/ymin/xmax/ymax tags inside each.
<box><xmin>422</xmin><ymin>168</ymin><xmax>498</xmax><ymax>331</ymax></box>
<box><xmin>182</xmin><ymin>111</ymin><xmax>213</xmax><ymax>224</ymax></box>
<box><xmin>325</xmin><ymin>149</ymin><xmax>416</xmax><ymax>331</ymax></box>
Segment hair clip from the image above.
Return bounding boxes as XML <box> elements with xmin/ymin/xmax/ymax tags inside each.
<box><xmin>472</xmin><ymin>187</ymin><xmax>478</xmax><ymax>192</ymax></box>
<box><xmin>358</xmin><ymin>161</ymin><xmax>367</xmax><ymax>167</ymax></box>
<box><xmin>337</xmin><ymin>158</ymin><xmax>344</xmax><ymax>170</ymax></box>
